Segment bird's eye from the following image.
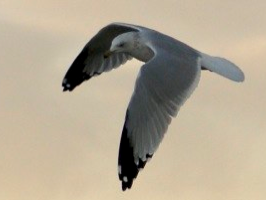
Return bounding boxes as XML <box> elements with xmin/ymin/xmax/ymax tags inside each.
<box><xmin>118</xmin><ymin>43</ymin><xmax>124</xmax><ymax>47</ymax></box>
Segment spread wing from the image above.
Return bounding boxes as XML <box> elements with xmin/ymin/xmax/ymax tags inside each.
<box><xmin>118</xmin><ymin>50</ymin><xmax>201</xmax><ymax>190</ymax></box>
<box><xmin>62</xmin><ymin>23</ymin><xmax>141</xmax><ymax>91</ymax></box>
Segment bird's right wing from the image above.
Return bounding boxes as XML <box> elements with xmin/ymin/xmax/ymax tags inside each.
<box><xmin>62</xmin><ymin>23</ymin><xmax>142</xmax><ymax>91</ymax></box>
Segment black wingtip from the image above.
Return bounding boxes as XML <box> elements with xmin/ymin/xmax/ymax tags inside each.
<box><xmin>118</xmin><ymin>110</ymin><xmax>153</xmax><ymax>191</ymax></box>
<box><xmin>62</xmin><ymin>45</ymin><xmax>92</xmax><ymax>92</ymax></box>
<box><xmin>122</xmin><ymin>179</ymin><xmax>133</xmax><ymax>191</ymax></box>
<box><xmin>118</xmin><ymin>111</ymin><xmax>138</xmax><ymax>191</ymax></box>
<box><xmin>62</xmin><ymin>82</ymin><xmax>74</xmax><ymax>92</ymax></box>
<box><xmin>62</xmin><ymin>87</ymin><xmax>70</xmax><ymax>92</ymax></box>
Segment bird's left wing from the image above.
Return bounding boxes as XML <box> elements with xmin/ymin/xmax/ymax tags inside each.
<box><xmin>62</xmin><ymin>23</ymin><xmax>141</xmax><ymax>91</ymax></box>
<box><xmin>118</xmin><ymin>50</ymin><xmax>201</xmax><ymax>190</ymax></box>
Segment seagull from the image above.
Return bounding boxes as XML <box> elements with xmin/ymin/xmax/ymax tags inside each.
<box><xmin>62</xmin><ymin>22</ymin><xmax>245</xmax><ymax>191</ymax></box>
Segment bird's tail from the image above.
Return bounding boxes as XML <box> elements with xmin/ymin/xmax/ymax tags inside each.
<box><xmin>200</xmin><ymin>52</ymin><xmax>245</xmax><ymax>82</ymax></box>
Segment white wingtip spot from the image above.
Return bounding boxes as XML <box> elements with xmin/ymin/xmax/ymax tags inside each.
<box><xmin>118</xmin><ymin>165</ymin><xmax>122</xmax><ymax>175</ymax></box>
<box><xmin>134</xmin><ymin>158</ymin><xmax>139</xmax><ymax>166</ymax></box>
<box><xmin>66</xmin><ymin>83</ymin><xmax>71</xmax><ymax>88</ymax></box>
<box><xmin>123</xmin><ymin>176</ymin><xmax>128</xmax><ymax>183</ymax></box>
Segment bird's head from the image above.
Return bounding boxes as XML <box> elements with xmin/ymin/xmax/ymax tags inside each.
<box><xmin>104</xmin><ymin>32</ymin><xmax>138</xmax><ymax>58</ymax></box>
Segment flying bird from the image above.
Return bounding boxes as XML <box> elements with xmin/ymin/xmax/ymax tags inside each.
<box><xmin>62</xmin><ymin>23</ymin><xmax>245</xmax><ymax>191</ymax></box>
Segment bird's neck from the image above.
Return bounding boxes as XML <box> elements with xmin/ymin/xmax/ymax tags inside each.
<box><xmin>129</xmin><ymin>43</ymin><xmax>154</xmax><ymax>62</ymax></box>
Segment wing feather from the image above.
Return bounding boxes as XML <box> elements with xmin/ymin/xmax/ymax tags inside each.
<box><xmin>62</xmin><ymin>23</ymin><xmax>140</xmax><ymax>91</ymax></box>
<box><xmin>118</xmin><ymin>50</ymin><xmax>201</xmax><ymax>190</ymax></box>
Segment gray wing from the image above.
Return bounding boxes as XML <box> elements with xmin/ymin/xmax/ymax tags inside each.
<box><xmin>62</xmin><ymin>23</ymin><xmax>140</xmax><ymax>91</ymax></box>
<box><xmin>118</xmin><ymin>50</ymin><xmax>201</xmax><ymax>190</ymax></box>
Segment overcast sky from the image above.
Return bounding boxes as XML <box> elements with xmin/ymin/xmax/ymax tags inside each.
<box><xmin>1</xmin><ymin>1</ymin><xmax>266</xmax><ymax>200</ymax></box>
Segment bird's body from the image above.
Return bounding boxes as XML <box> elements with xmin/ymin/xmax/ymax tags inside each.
<box><xmin>62</xmin><ymin>23</ymin><xmax>244</xmax><ymax>191</ymax></box>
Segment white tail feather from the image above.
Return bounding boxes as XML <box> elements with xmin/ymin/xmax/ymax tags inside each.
<box><xmin>200</xmin><ymin>52</ymin><xmax>245</xmax><ymax>82</ymax></box>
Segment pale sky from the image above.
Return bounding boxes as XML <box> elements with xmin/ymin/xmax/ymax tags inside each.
<box><xmin>1</xmin><ymin>1</ymin><xmax>266</xmax><ymax>200</ymax></box>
